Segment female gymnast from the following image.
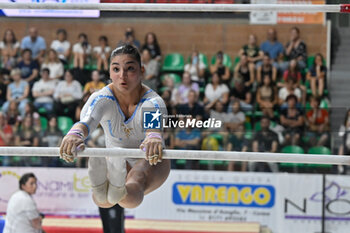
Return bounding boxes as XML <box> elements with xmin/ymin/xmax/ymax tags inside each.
<box><xmin>59</xmin><ymin>44</ymin><xmax>170</xmax><ymax>209</ymax></box>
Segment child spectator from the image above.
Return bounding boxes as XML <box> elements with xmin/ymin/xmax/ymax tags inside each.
<box><xmin>72</xmin><ymin>33</ymin><xmax>91</xmax><ymax>69</ymax></box>
<box><xmin>307</xmin><ymin>53</ymin><xmax>327</xmax><ymax>97</ymax></box>
<box><xmin>93</xmin><ymin>36</ymin><xmax>111</xmax><ymax>72</ymax></box>
<box><xmin>50</xmin><ymin>29</ymin><xmax>71</xmax><ymax>64</ymax></box>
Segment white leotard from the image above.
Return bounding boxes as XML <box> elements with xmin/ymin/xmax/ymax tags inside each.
<box><xmin>79</xmin><ymin>86</ymin><xmax>167</xmax><ymax>166</ymax></box>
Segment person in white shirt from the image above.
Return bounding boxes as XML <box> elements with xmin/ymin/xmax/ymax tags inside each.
<box><xmin>72</xmin><ymin>33</ymin><xmax>91</xmax><ymax>69</ymax></box>
<box><xmin>50</xmin><ymin>29</ymin><xmax>71</xmax><ymax>63</ymax></box>
<box><xmin>184</xmin><ymin>51</ymin><xmax>206</xmax><ymax>83</ymax></box>
<box><xmin>204</xmin><ymin>72</ymin><xmax>229</xmax><ymax>108</ymax></box>
<box><xmin>4</xmin><ymin>173</ymin><xmax>45</xmax><ymax>233</ymax></box>
<box><xmin>278</xmin><ymin>78</ymin><xmax>302</xmax><ymax>107</ymax></box>
<box><xmin>93</xmin><ymin>36</ymin><xmax>111</xmax><ymax>72</ymax></box>
<box><xmin>41</xmin><ymin>49</ymin><xmax>64</xmax><ymax>80</ymax></box>
<box><xmin>59</xmin><ymin>44</ymin><xmax>170</xmax><ymax>210</ymax></box>
<box><xmin>54</xmin><ymin>70</ymin><xmax>83</xmax><ymax>120</ymax></box>
<box><xmin>32</xmin><ymin>68</ymin><xmax>56</xmax><ymax>114</ymax></box>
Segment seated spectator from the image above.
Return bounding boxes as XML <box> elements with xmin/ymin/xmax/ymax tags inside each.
<box><xmin>176</xmin><ymin>89</ymin><xmax>205</xmax><ymax>120</ymax></box>
<box><xmin>280</xmin><ymin>94</ymin><xmax>304</xmax><ymax>146</ymax></box>
<box><xmin>54</xmin><ymin>70</ymin><xmax>83</xmax><ymax>120</ymax></box>
<box><xmin>23</xmin><ymin>102</ymin><xmax>41</xmax><ymax>133</ymax></box>
<box><xmin>141</xmin><ymin>48</ymin><xmax>160</xmax><ymax>91</ymax></box>
<box><xmin>204</xmin><ymin>72</ymin><xmax>229</xmax><ymax>109</ymax></box>
<box><xmin>226</xmin><ymin>100</ymin><xmax>245</xmax><ymax>131</ymax></box>
<box><xmin>305</xmin><ymin>96</ymin><xmax>329</xmax><ymax>147</ymax></box>
<box><xmin>73</xmin><ymin>33</ymin><xmax>91</xmax><ymax>69</ymax></box>
<box><xmin>0</xmin><ymin>73</ymin><xmax>8</xmax><ymax>106</ymax></box>
<box><xmin>0</xmin><ymin>29</ymin><xmax>20</xmax><ymax>72</ymax></box>
<box><xmin>161</xmin><ymin>74</ymin><xmax>175</xmax><ymax>92</ymax></box>
<box><xmin>6</xmin><ymin>101</ymin><xmax>21</xmax><ymax>131</ymax></box>
<box><xmin>282</xmin><ymin>27</ymin><xmax>307</xmax><ymax>71</ymax></box>
<box><xmin>41</xmin><ymin>49</ymin><xmax>64</xmax><ymax>81</ymax></box>
<box><xmin>17</xmin><ymin>49</ymin><xmax>39</xmax><ymax>86</ymax></box>
<box><xmin>227</xmin><ymin>124</ymin><xmax>248</xmax><ymax>171</ymax></box>
<box><xmin>41</xmin><ymin>116</ymin><xmax>63</xmax><ymax>166</ymax></box>
<box><xmin>15</xmin><ymin>115</ymin><xmax>39</xmax><ymax>148</ymax></box>
<box><xmin>307</xmin><ymin>53</ymin><xmax>327</xmax><ymax>97</ymax></box>
<box><xmin>142</xmin><ymin>32</ymin><xmax>161</xmax><ymax>61</ymax></box>
<box><xmin>93</xmin><ymin>36</ymin><xmax>111</xmax><ymax>72</ymax></box>
<box><xmin>256</xmin><ymin>74</ymin><xmax>277</xmax><ymax>119</ymax></box>
<box><xmin>32</xmin><ymin>68</ymin><xmax>56</xmax><ymax>114</ymax></box>
<box><xmin>20</xmin><ymin>27</ymin><xmax>46</xmax><ymax>63</ymax></box>
<box><xmin>174</xmin><ymin>126</ymin><xmax>201</xmax><ymax>150</ymax></box>
<box><xmin>118</xmin><ymin>27</ymin><xmax>140</xmax><ymax>49</ymax></box>
<box><xmin>0</xmin><ymin>112</ymin><xmax>13</xmax><ymax>147</ymax></box>
<box><xmin>210</xmin><ymin>51</ymin><xmax>230</xmax><ymax>83</ymax></box>
<box><xmin>230</xmin><ymin>77</ymin><xmax>252</xmax><ymax>112</ymax></box>
<box><xmin>161</xmin><ymin>89</ymin><xmax>175</xmax><ymax>116</ymax></box>
<box><xmin>250</xmin><ymin>116</ymin><xmax>279</xmax><ymax>172</ymax></box>
<box><xmin>278</xmin><ymin>78</ymin><xmax>302</xmax><ymax>107</ymax></box>
<box><xmin>50</xmin><ymin>29</ymin><xmax>71</xmax><ymax>64</ymax></box>
<box><xmin>338</xmin><ymin>109</ymin><xmax>350</xmax><ymax>156</ymax></box>
<box><xmin>84</xmin><ymin>70</ymin><xmax>105</xmax><ymax>95</ymax></box>
<box><xmin>2</xmin><ymin>69</ymin><xmax>29</xmax><ymax>117</ymax></box>
<box><xmin>184</xmin><ymin>50</ymin><xmax>205</xmax><ymax>84</ymax></box>
<box><xmin>256</xmin><ymin>53</ymin><xmax>277</xmax><ymax>84</ymax></box>
<box><xmin>260</xmin><ymin>28</ymin><xmax>284</xmax><ymax>67</ymax></box>
<box><xmin>234</xmin><ymin>53</ymin><xmax>255</xmax><ymax>89</ymax></box>
<box><xmin>207</xmin><ymin>101</ymin><xmax>229</xmax><ymax>132</ymax></box>
<box><xmin>172</xmin><ymin>72</ymin><xmax>199</xmax><ymax>105</ymax></box>
<box><xmin>283</xmin><ymin>59</ymin><xmax>306</xmax><ymax>104</ymax></box>
<box><xmin>239</xmin><ymin>34</ymin><xmax>263</xmax><ymax>64</ymax></box>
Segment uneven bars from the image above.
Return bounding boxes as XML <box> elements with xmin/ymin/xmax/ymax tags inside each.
<box><xmin>0</xmin><ymin>147</ymin><xmax>349</xmax><ymax>165</ymax></box>
<box><xmin>0</xmin><ymin>3</ymin><xmax>349</xmax><ymax>13</ymax></box>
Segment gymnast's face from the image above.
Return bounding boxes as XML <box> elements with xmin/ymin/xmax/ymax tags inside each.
<box><xmin>110</xmin><ymin>54</ymin><xmax>143</xmax><ymax>93</ymax></box>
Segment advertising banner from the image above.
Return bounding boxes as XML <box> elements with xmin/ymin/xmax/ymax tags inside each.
<box><xmin>0</xmin><ymin>0</ymin><xmax>100</xmax><ymax>18</ymax></box>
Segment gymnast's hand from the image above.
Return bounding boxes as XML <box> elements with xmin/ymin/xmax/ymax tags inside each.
<box><xmin>59</xmin><ymin>129</ymin><xmax>86</xmax><ymax>163</ymax></box>
<box><xmin>140</xmin><ymin>132</ymin><xmax>163</xmax><ymax>166</ymax></box>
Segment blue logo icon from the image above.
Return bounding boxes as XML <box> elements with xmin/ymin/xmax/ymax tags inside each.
<box><xmin>143</xmin><ymin>110</ymin><xmax>162</xmax><ymax>129</ymax></box>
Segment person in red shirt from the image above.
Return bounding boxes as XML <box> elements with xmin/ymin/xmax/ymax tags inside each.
<box><xmin>305</xmin><ymin>96</ymin><xmax>329</xmax><ymax>147</ymax></box>
<box><xmin>0</xmin><ymin>112</ymin><xmax>13</xmax><ymax>146</ymax></box>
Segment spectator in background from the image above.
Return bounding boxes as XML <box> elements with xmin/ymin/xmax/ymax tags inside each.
<box><xmin>307</xmin><ymin>53</ymin><xmax>327</xmax><ymax>97</ymax></box>
<box><xmin>230</xmin><ymin>77</ymin><xmax>252</xmax><ymax>112</ymax></box>
<box><xmin>17</xmin><ymin>49</ymin><xmax>39</xmax><ymax>86</ymax></box>
<box><xmin>23</xmin><ymin>103</ymin><xmax>41</xmax><ymax>133</ymax></box>
<box><xmin>256</xmin><ymin>74</ymin><xmax>277</xmax><ymax>119</ymax></box>
<box><xmin>204</xmin><ymin>72</ymin><xmax>229</xmax><ymax>109</ymax></box>
<box><xmin>172</xmin><ymin>72</ymin><xmax>199</xmax><ymax>105</ymax></box>
<box><xmin>93</xmin><ymin>36</ymin><xmax>111</xmax><ymax>72</ymax></box>
<box><xmin>176</xmin><ymin>90</ymin><xmax>205</xmax><ymax>120</ymax></box>
<box><xmin>4</xmin><ymin>173</ymin><xmax>44</xmax><ymax>233</ymax></box>
<box><xmin>0</xmin><ymin>112</ymin><xmax>13</xmax><ymax>147</ymax></box>
<box><xmin>32</xmin><ymin>68</ymin><xmax>56</xmax><ymax>114</ymax></box>
<box><xmin>6</xmin><ymin>101</ymin><xmax>21</xmax><ymax>131</ymax></box>
<box><xmin>283</xmin><ymin>59</ymin><xmax>306</xmax><ymax>104</ymax></box>
<box><xmin>234</xmin><ymin>53</ymin><xmax>255</xmax><ymax>89</ymax></box>
<box><xmin>141</xmin><ymin>48</ymin><xmax>159</xmax><ymax>91</ymax></box>
<box><xmin>15</xmin><ymin>115</ymin><xmax>39</xmax><ymax>148</ymax></box>
<box><xmin>225</xmin><ymin>100</ymin><xmax>245</xmax><ymax>132</ymax></box>
<box><xmin>256</xmin><ymin>53</ymin><xmax>277</xmax><ymax>84</ymax></box>
<box><xmin>280</xmin><ymin>94</ymin><xmax>304</xmax><ymax>146</ymax></box>
<box><xmin>305</xmin><ymin>96</ymin><xmax>329</xmax><ymax>147</ymax></box>
<box><xmin>0</xmin><ymin>29</ymin><xmax>20</xmax><ymax>73</ymax></box>
<box><xmin>282</xmin><ymin>27</ymin><xmax>307</xmax><ymax>71</ymax></box>
<box><xmin>161</xmin><ymin>89</ymin><xmax>175</xmax><ymax>116</ymax></box>
<box><xmin>0</xmin><ymin>73</ymin><xmax>8</xmax><ymax>106</ymax></box>
<box><xmin>278</xmin><ymin>78</ymin><xmax>302</xmax><ymax>107</ymax></box>
<box><xmin>174</xmin><ymin>121</ymin><xmax>201</xmax><ymax>150</ymax></box>
<box><xmin>118</xmin><ymin>27</ymin><xmax>140</xmax><ymax>49</ymax></box>
<box><xmin>73</xmin><ymin>33</ymin><xmax>91</xmax><ymax>69</ymax></box>
<box><xmin>75</xmin><ymin>92</ymin><xmax>92</xmax><ymax>122</ymax></box>
<box><xmin>84</xmin><ymin>70</ymin><xmax>105</xmax><ymax>95</ymax></box>
<box><xmin>210</xmin><ymin>51</ymin><xmax>230</xmax><ymax>83</ymax></box>
<box><xmin>50</xmin><ymin>29</ymin><xmax>71</xmax><ymax>64</ymax></box>
<box><xmin>41</xmin><ymin>116</ymin><xmax>63</xmax><ymax>166</ymax></box>
<box><xmin>184</xmin><ymin>50</ymin><xmax>206</xmax><ymax>84</ymax></box>
<box><xmin>207</xmin><ymin>101</ymin><xmax>229</xmax><ymax>132</ymax></box>
<box><xmin>227</xmin><ymin>124</ymin><xmax>248</xmax><ymax>171</ymax></box>
<box><xmin>20</xmin><ymin>27</ymin><xmax>46</xmax><ymax>63</ymax></box>
<box><xmin>239</xmin><ymin>34</ymin><xmax>263</xmax><ymax>65</ymax></box>
<box><xmin>142</xmin><ymin>32</ymin><xmax>161</xmax><ymax>61</ymax></box>
<box><xmin>41</xmin><ymin>49</ymin><xmax>64</xmax><ymax>81</ymax></box>
<box><xmin>2</xmin><ymin>69</ymin><xmax>29</xmax><ymax>117</ymax></box>
<box><xmin>338</xmin><ymin>109</ymin><xmax>350</xmax><ymax>156</ymax></box>
<box><xmin>260</xmin><ymin>28</ymin><xmax>284</xmax><ymax>67</ymax></box>
<box><xmin>54</xmin><ymin>70</ymin><xmax>83</xmax><ymax>120</ymax></box>
<box><xmin>250</xmin><ymin>116</ymin><xmax>279</xmax><ymax>172</ymax></box>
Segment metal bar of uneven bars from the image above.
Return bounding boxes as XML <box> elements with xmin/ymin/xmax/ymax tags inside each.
<box><xmin>0</xmin><ymin>147</ymin><xmax>349</xmax><ymax>165</ymax></box>
<box><xmin>0</xmin><ymin>3</ymin><xmax>348</xmax><ymax>13</ymax></box>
